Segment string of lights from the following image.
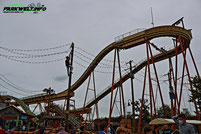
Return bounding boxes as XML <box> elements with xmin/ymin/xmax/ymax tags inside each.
<box><xmin>0</xmin><ymin>43</ymin><xmax>71</xmax><ymax>52</ymax></box>
<box><xmin>74</xmin><ymin>50</ymin><xmax>127</xmax><ymax>69</ymax></box>
<box><xmin>75</xmin><ymin>46</ymin><xmax>127</xmax><ymax>63</ymax></box>
<box><xmin>1</xmin><ymin>44</ymin><xmax>162</xmax><ymax>78</ymax></box>
<box><xmin>0</xmin><ymin>44</ymin><xmax>128</xmax><ymax>68</ymax></box>
<box><xmin>0</xmin><ymin>54</ymin><xmax>65</xmax><ymax>64</ymax></box>
<box><xmin>0</xmin><ymin>47</ymin><xmax>71</xmax><ymax>57</ymax></box>
<box><xmin>74</xmin><ymin>60</ymin><xmax>121</xmax><ymax>74</ymax></box>
<box><xmin>0</xmin><ymin>50</ymin><xmax>70</xmax><ymax>59</ymax></box>
<box><xmin>74</xmin><ymin>53</ymin><xmax>119</xmax><ymax>69</ymax></box>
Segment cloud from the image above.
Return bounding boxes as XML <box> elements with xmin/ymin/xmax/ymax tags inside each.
<box><xmin>53</xmin><ymin>75</ymin><xmax>67</xmax><ymax>82</ymax></box>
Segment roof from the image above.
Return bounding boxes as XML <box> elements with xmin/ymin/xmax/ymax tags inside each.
<box><xmin>0</xmin><ymin>105</ymin><xmax>35</xmax><ymax>117</ymax></box>
<box><xmin>149</xmin><ymin>118</ymin><xmax>201</xmax><ymax>125</ymax></box>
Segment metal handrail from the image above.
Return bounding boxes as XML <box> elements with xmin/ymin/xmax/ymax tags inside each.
<box><xmin>114</xmin><ymin>28</ymin><xmax>146</xmax><ymax>42</ymax></box>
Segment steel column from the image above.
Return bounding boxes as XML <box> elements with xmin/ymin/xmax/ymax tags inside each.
<box><xmin>188</xmin><ymin>47</ymin><xmax>201</xmax><ymax>79</ymax></box>
<box><xmin>168</xmin><ymin>56</ymin><xmax>179</xmax><ymax>114</ymax></box>
<box><xmin>117</xmin><ymin>49</ymin><xmax>126</xmax><ymax>118</ymax></box>
<box><xmin>111</xmin><ymin>86</ymin><xmax>119</xmax><ymax>113</ymax></box>
<box><xmin>147</xmin><ymin>41</ymin><xmax>167</xmax><ymax>118</ymax></box>
<box><xmin>92</xmin><ymin>71</ymin><xmax>100</xmax><ymax>130</ymax></box>
<box><xmin>138</xmin><ymin>65</ymin><xmax>147</xmax><ymax>133</ymax></box>
<box><xmin>178</xmin><ymin>51</ymin><xmax>186</xmax><ymax>113</ymax></box>
<box><xmin>79</xmin><ymin>73</ymin><xmax>92</xmax><ymax>130</ymax></box>
<box><xmin>108</xmin><ymin>49</ymin><xmax>117</xmax><ymax>127</ymax></box>
<box><xmin>146</xmin><ymin>40</ymin><xmax>153</xmax><ymax>120</ymax></box>
<box><xmin>178</xmin><ymin>36</ymin><xmax>201</xmax><ymax>122</ymax></box>
<box><xmin>173</xmin><ymin>39</ymin><xmax>179</xmax><ymax>114</ymax></box>
<box><xmin>32</xmin><ymin>103</ymin><xmax>39</xmax><ymax>113</ymax></box>
<box><xmin>119</xmin><ymin>86</ymin><xmax>123</xmax><ymax>119</ymax></box>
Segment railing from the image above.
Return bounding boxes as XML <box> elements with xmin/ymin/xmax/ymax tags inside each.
<box><xmin>114</xmin><ymin>28</ymin><xmax>146</xmax><ymax>42</ymax></box>
<box><xmin>52</xmin><ymin>103</ymin><xmax>80</xmax><ymax>128</ymax></box>
<box><xmin>20</xmin><ymin>93</ymin><xmax>48</xmax><ymax>100</ymax></box>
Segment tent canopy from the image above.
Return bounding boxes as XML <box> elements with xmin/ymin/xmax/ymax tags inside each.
<box><xmin>149</xmin><ymin>118</ymin><xmax>201</xmax><ymax>125</ymax></box>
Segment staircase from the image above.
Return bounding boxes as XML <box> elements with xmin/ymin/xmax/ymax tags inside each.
<box><xmin>52</xmin><ymin>103</ymin><xmax>80</xmax><ymax>128</ymax></box>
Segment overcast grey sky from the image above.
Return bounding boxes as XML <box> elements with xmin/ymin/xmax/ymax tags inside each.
<box><xmin>0</xmin><ymin>0</ymin><xmax>201</xmax><ymax>117</ymax></box>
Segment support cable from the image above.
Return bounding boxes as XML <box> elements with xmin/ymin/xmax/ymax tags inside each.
<box><xmin>0</xmin><ymin>83</ymin><xmax>27</xmax><ymax>96</ymax></box>
<box><xmin>0</xmin><ymin>74</ymin><xmax>42</xmax><ymax>93</ymax></box>
<box><xmin>0</xmin><ymin>77</ymin><xmax>37</xmax><ymax>94</ymax></box>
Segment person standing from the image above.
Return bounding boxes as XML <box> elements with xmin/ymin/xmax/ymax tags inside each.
<box><xmin>143</xmin><ymin>126</ymin><xmax>152</xmax><ymax>134</ymax></box>
<box><xmin>98</xmin><ymin>125</ymin><xmax>106</xmax><ymax>134</ymax></box>
<box><xmin>0</xmin><ymin>126</ymin><xmax>6</xmax><ymax>134</ymax></box>
<box><xmin>162</xmin><ymin>125</ymin><xmax>172</xmax><ymax>134</ymax></box>
<box><xmin>172</xmin><ymin>114</ymin><xmax>195</xmax><ymax>134</ymax></box>
<box><xmin>152</xmin><ymin>125</ymin><xmax>160</xmax><ymax>134</ymax></box>
<box><xmin>57</xmin><ymin>127</ymin><xmax>68</xmax><ymax>134</ymax></box>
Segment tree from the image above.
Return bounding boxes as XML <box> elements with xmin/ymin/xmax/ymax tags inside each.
<box><xmin>157</xmin><ymin>105</ymin><xmax>171</xmax><ymax>118</ymax></box>
<box><xmin>189</xmin><ymin>76</ymin><xmax>201</xmax><ymax>113</ymax></box>
<box><xmin>134</xmin><ymin>99</ymin><xmax>150</xmax><ymax>125</ymax></box>
<box><xmin>181</xmin><ymin>108</ymin><xmax>192</xmax><ymax>118</ymax></box>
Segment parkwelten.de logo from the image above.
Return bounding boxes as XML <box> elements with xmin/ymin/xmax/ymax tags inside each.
<box><xmin>3</xmin><ymin>3</ymin><xmax>47</xmax><ymax>14</ymax></box>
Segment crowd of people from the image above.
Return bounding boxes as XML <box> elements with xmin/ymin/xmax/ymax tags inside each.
<box><xmin>0</xmin><ymin>113</ymin><xmax>197</xmax><ymax>134</ymax></box>
<box><xmin>97</xmin><ymin>113</ymin><xmax>196</xmax><ymax>134</ymax></box>
<box><xmin>142</xmin><ymin>113</ymin><xmax>195</xmax><ymax>134</ymax></box>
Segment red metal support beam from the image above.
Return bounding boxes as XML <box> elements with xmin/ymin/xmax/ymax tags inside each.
<box><xmin>188</xmin><ymin>47</ymin><xmax>201</xmax><ymax>79</ymax></box>
<box><xmin>168</xmin><ymin>58</ymin><xmax>174</xmax><ymax>117</ymax></box>
<box><xmin>108</xmin><ymin>49</ymin><xmax>117</xmax><ymax>127</ymax></box>
<box><xmin>108</xmin><ymin>48</ymin><xmax>125</xmax><ymax>127</ymax></box>
<box><xmin>168</xmin><ymin>56</ymin><xmax>179</xmax><ymax>114</ymax></box>
<box><xmin>151</xmin><ymin>82</ymin><xmax>157</xmax><ymax>117</ymax></box>
<box><xmin>178</xmin><ymin>51</ymin><xmax>186</xmax><ymax>113</ymax></box>
<box><xmin>32</xmin><ymin>103</ymin><xmax>39</xmax><ymax>113</ymax></box>
<box><xmin>79</xmin><ymin>72</ymin><xmax>92</xmax><ymax>129</ymax></box>
<box><xmin>146</xmin><ymin>40</ymin><xmax>153</xmax><ymax>120</ymax></box>
<box><xmin>173</xmin><ymin>39</ymin><xmax>179</xmax><ymax>114</ymax></box>
<box><xmin>119</xmin><ymin>86</ymin><xmax>123</xmax><ymax>119</ymax></box>
<box><xmin>153</xmin><ymin>86</ymin><xmax>158</xmax><ymax>109</ymax></box>
<box><xmin>111</xmin><ymin>87</ymin><xmax>120</xmax><ymax>114</ymax></box>
<box><xmin>138</xmin><ymin>65</ymin><xmax>147</xmax><ymax>133</ymax></box>
<box><xmin>92</xmin><ymin>71</ymin><xmax>100</xmax><ymax>130</ymax></box>
<box><xmin>178</xmin><ymin>36</ymin><xmax>201</xmax><ymax>122</ymax></box>
<box><xmin>147</xmin><ymin>41</ymin><xmax>167</xmax><ymax>118</ymax></box>
<box><xmin>117</xmin><ymin>49</ymin><xmax>126</xmax><ymax>118</ymax></box>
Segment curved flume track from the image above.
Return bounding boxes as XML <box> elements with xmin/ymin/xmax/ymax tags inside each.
<box><xmin>19</xmin><ymin>25</ymin><xmax>192</xmax><ymax>107</ymax></box>
<box><xmin>59</xmin><ymin>25</ymin><xmax>192</xmax><ymax>100</ymax></box>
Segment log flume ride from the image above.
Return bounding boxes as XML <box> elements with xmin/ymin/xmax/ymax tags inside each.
<box><xmin>1</xmin><ymin>25</ymin><xmax>192</xmax><ymax>114</ymax></box>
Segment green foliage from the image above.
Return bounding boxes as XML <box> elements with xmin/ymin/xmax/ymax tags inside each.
<box><xmin>189</xmin><ymin>76</ymin><xmax>201</xmax><ymax>101</ymax></box>
<box><xmin>134</xmin><ymin>99</ymin><xmax>150</xmax><ymax>124</ymax></box>
<box><xmin>188</xmin><ymin>75</ymin><xmax>201</xmax><ymax>114</ymax></box>
<box><xmin>157</xmin><ymin>105</ymin><xmax>171</xmax><ymax>118</ymax></box>
<box><xmin>181</xmin><ymin>108</ymin><xmax>192</xmax><ymax>118</ymax></box>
